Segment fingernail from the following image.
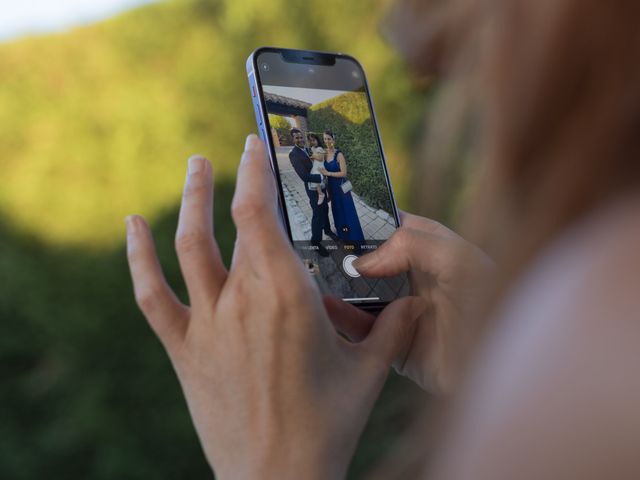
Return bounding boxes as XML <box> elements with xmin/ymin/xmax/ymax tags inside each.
<box><xmin>244</xmin><ymin>134</ymin><xmax>260</xmax><ymax>152</ymax></box>
<box><xmin>125</xmin><ymin>215</ymin><xmax>138</xmax><ymax>234</ymax></box>
<box><xmin>188</xmin><ymin>155</ymin><xmax>206</xmax><ymax>175</ymax></box>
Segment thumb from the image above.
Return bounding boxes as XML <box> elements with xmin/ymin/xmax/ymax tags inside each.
<box><xmin>352</xmin><ymin>227</ymin><xmax>445</xmax><ymax>278</ymax></box>
<box><xmin>361</xmin><ymin>296</ymin><xmax>427</xmax><ymax>370</ymax></box>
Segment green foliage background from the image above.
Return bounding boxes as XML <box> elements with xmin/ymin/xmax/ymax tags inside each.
<box><xmin>0</xmin><ymin>0</ymin><xmax>430</xmax><ymax>478</ymax></box>
<box><xmin>308</xmin><ymin>91</ymin><xmax>393</xmax><ymax>211</ymax></box>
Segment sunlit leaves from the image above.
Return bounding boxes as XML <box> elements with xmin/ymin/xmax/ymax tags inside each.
<box><xmin>0</xmin><ymin>0</ymin><xmax>425</xmax><ymax>247</ymax></box>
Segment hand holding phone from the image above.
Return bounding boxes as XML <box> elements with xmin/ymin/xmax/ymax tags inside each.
<box><xmin>325</xmin><ymin>210</ymin><xmax>496</xmax><ymax>393</ymax></box>
<box><xmin>125</xmin><ymin>138</ymin><xmax>426</xmax><ymax>478</ymax></box>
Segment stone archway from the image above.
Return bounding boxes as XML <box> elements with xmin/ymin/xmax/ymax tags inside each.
<box><xmin>264</xmin><ymin>92</ymin><xmax>311</xmax><ymax>146</ymax></box>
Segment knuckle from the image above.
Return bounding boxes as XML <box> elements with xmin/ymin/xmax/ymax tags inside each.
<box><xmin>135</xmin><ymin>287</ymin><xmax>160</xmax><ymax>315</ymax></box>
<box><xmin>419</xmin><ymin>217</ymin><xmax>443</xmax><ymax>229</ymax></box>
<box><xmin>183</xmin><ymin>177</ymin><xmax>210</xmax><ymax>201</ymax></box>
<box><xmin>391</xmin><ymin>227</ymin><xmax>414</xmax><ymax>250</ymax></box>
<box><xmin>175</xmin><ymin>229</ymin><xmax>208</xmax><ymax>255</ymax></box>
<box><xmin>222</xmin><ymin>279</ymin><xmax>250</xmax><ymax>315</ymax></box>
<box><xmin>231</xmin><ymin>196</ymin><xmax>263</xmax><ymax>225</ymax></box>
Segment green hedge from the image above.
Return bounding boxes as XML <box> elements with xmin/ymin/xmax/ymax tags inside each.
<box><xmin>268</xmin><ymin>114</ymin><xmax>291</xmax><ymax>145</ymax></box>
<box><xmin>308</xmin><ymin>92</ymin><xmax>393</xmax><ymax>212</ymax></box>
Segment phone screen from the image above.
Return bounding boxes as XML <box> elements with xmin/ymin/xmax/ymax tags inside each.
<box><xmin>250</xmin><ymin>49</ymin><xmax>409</xmax><ymax>308</ymax></box>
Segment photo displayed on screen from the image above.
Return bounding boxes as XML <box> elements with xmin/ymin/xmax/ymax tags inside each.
<box><xmin>263</xmin><ymin>84</ymin><xmax>409</xmax><ymax>303</ymax></box>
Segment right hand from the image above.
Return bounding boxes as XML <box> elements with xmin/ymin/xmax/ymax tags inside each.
<box><xmin>324</xmin><ymin>211</ymin><xmax>495</xmax><ymax>394</ymax></box>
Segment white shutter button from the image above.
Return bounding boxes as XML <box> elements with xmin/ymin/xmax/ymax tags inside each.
<box><xmin>342</xmin><ymin>255</ymin><xmax>361</xmax><ymax>278</ymax></box>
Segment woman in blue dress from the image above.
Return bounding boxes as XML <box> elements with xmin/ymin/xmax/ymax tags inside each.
<box><xmin>320</xmin><ymin>130</ymin><xmax>365</xmax><ymax>243</ymax></box>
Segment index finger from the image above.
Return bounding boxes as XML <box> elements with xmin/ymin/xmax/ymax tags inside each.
<box><xmin>399</xmin><ymin>209</ymin><xmax>461</xmax><ymax>239</ymax></box>
<box><xmin>230</xmin><ymin>135</ymin><xmax>291</xmax><ymax>258</ymax></box>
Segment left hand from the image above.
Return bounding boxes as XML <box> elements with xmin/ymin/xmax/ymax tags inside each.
<box><xmin>324</xmin><ymin>212</ymin><xmax>495</xmax><ymax>394</ymax></box>
<box><xmin>125</xmin><ymin>135</ymin><xmax>426</xmax><ymax>479</ymax></box>
<box><xmin>319</xmin><ymin>167</ymin><xmax>329</xmax><ymax>176</ymax></box>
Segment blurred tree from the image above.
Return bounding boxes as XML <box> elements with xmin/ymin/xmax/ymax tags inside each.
<box><xmin>0</xmin><ymin>0</ymin><xmax>428</xmax><ymax>248</ymax></box>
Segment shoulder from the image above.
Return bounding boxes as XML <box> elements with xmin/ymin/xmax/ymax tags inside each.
<box><xmin>487</xmin><ymin>196</ymin><xmax>640</xmax><ymax>384</ymax></box>
<box><xmin>436</xmin><ymin>195</ymin><xmax>640</xmax><ymax>479</ymax></box>
<box><xmin>498</xmin><ymin>194</ymin><xmax>640</xmax><ymax>335</ymax></box>
<box><xmin>489</xmin><ymin>195</ymin><xmax>640</xmax><ymax>387</ymax></box>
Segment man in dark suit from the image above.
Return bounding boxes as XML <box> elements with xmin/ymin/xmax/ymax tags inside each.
<box><xmin>288</xmin><ymin>128</ymin><xmax>338</xmax><ymax>256</ymax></box>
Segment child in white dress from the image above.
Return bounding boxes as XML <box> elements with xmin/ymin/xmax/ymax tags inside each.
<box><xmin>309</xmin><ymin>146</ymin><xmax>326</xmax><ymax>205</ymax></box>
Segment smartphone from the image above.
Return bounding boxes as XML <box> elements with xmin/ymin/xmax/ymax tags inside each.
<box><xmin>246</xmin><ymin>47</ymin><xmax>408</xmax><ymax>311</ymax></box>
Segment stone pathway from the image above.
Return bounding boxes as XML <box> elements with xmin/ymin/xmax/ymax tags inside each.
<box><xmin>275</xmin><ymin>147</ymin><xmax>408</xmax><ymax>302</ymax></box>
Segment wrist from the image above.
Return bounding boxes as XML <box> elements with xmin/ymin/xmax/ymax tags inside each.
<box><xmin>209</xmin><ymin>424</ymin><xmax>355</xmax><ymax>480</ymax></box>
<box><xmin>215</xmin><ymin>446</ymin><xmax>346</xmax><ymax>480</ymax></box>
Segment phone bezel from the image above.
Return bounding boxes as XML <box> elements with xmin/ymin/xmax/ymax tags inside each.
<box><xmin>246</xmin><ymin>46</ymin><xmax>404</xmax><ymax>312</ymax></box>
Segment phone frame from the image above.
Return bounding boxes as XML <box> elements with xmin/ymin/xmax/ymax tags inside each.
<box><xmin>246</xmin><ymin>46</ymin><xmax>403</xmax><ymax>312</ymax></box>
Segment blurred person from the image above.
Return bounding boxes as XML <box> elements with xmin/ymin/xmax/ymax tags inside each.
<box><xmin>125</xmin><ymin>0</ymin><xmax>640</xmax><ymax>479</ymax></box>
